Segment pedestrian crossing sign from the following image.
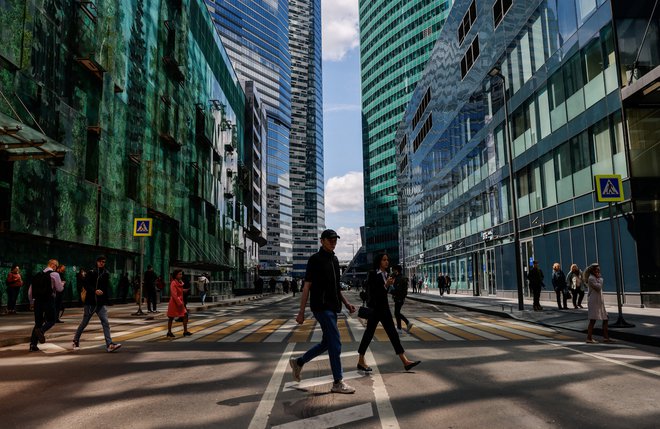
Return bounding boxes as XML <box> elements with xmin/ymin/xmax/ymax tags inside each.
<box><xmin>133</xmin><ymin>218</ymin><xmax>153</xmax><ymax>237</ymax></box>
<box><xmin>595</xmin><ymin>175</ymin><xmax>624</xmax><ymax>202</ymax></box>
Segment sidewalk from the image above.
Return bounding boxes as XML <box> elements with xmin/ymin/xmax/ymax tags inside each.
<box><xmin>0</xmin><ymin>295</ymin><xmax>264</xmax><ymax>348</ymax></box>
<box><xmin>408</xmin><ymin>289</ymin><xmax>660</xmax><ymax>347</ymax></box>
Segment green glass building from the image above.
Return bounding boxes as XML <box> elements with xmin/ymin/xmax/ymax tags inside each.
<box><xmin>0</xmin><ymin>0</ymin><xmax>252</xmax><ymax>307</ymax></box>
<box><xmin>359</xmin><ymin>0</ymin><xmax>453</xmax><ymax>265</ymax></box>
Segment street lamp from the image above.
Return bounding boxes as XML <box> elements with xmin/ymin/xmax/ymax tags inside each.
<box><xmin>489</xmin><ymin>66</ymin><xmax>524</xmax><ymax>311</ymax></box>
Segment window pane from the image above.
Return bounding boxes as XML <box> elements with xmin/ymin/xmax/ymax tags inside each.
<box><xmin>542</xmin><ymin>154</ymin><xmax>557</xmax><ymax>207</ymax></box>
<box><xmin>564</xmin><ymin>54</ymin><xmax>585</xmax><ymax>121</ymax></box>
<box><xmin>537</xmin><ymin>87</ymin><xmax>551</xmax><ymax>139</ymax></box>
<box><xmin>577</xmin><ymin>0</ymin><xmax>597</xmax><ymax>24</ymax></box>
<box><xmin>557</xmin><ymin>0</ymin><xmax>578</xmax><ymax>44</ymax></box>
<box><xmin>611</xmin><ymin>112</ymin><xmax>628</xmax><ymax>177</ymax></box>
<box><xmin>592</xmin><ymin>118</ymin><xmax>613</xmax><ymax>175</ymax></box>
<box><xmin>531</xmin><ymin>15</ymin><xmax>546</xmax><ymax>71</ymax></box>
<box><xmin>521</xmin><ymin>32</ymin><xmax>533</xmax><ymax>82</ymax></box>
<box><xmin>583</xmin><ymin>38</ymin><xmax>606</xmax><ymax>107</ymax></box>
<box><xmin>555</xmin><ymin>143</ymin><xmax>574</xmax><ymax>201</ymax></box>
<box><xmin>571</xmin><ymin>132</ymin><xmax>593</xmax><ymax>195</ymax></box>
<box><xmin>549</xmin><ymin>71</ymin><xmax>567</xmax><ymax>130</ymax></box>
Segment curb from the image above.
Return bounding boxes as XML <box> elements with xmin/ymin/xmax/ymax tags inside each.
<box><xmin>408</xmin><ymin>295</ymin><xmax>660</xmax><ymax>348</ymax></box>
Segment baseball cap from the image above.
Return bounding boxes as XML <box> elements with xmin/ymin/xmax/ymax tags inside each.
<box><xmin>321</xmin><ymin>229</ymin><xmax>340</xmax><ymax>239</ymax></box>
<box><xmin>96</xmin><ymin>255</ymin><xmax>107</xmax><ymax>262</ymax></box>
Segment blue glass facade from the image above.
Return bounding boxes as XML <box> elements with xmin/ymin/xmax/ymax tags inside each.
<box><xmin>397</xmin><ymin>0</ymin><xmax>659</xmax><ymax>305</ymax></box>
<box><xmin>206</xmin><ymin>0</ymin><xmax>294</xmax><ymax>270</ymax></box>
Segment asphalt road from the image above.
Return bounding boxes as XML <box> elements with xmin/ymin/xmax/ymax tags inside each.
<box><xmin>1</xmin><ymin>291</ymin><xmax>659</xmax><ymax>429</ymax></box>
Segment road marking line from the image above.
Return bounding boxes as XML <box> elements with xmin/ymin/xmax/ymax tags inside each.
<box><xmin>418</xmin><ymin>317</ymin><xmax>480</xmax><ymax>340</ymax></box>
<box><xmin>289</xmin><ymin>318</ymin><xmax>314</xmax><ymax>343</ymax></box>
<box><xmin>177</xmin><ymin>319</ymin><xmax>239</xmax><ymax>342</ymax></box>
<box><xmin>271</xmin><ymin>403</ymin><xmax>373</xmax><ymax>429</ymax></box>
<box><xmin>265</xmin><ymin>319</ymin><xmax>297</xmax><ymax>342</ymax></box>
<box><xmin>433</xmin><ymin>316</ymin><xmax>512</xmax><ymax>340</ymax></box>
<box><xmin>283</xmin><ymin>370</ymin><xmax>365</xmax><ymax>392</ymax></box>
<box><xmin>407</xmin><ymin>319</ymin><xmax>457</xmax><ymax>341</ymax></box>
<box><xmin>310</xmin><ymin>319</ymin><xmax>323</xmax><ymax>343</ymax></box>
<box><xmin>540</xmin><ymin>340</ymin><xmax>660</xmax><ymax>377</ymax></box>
<box><xmin>221</xmin><ymin>319</ymin><xmax>271</xmax><ymax>342</ymax></box>
<box><xmin>198</xmin><ymin>318</ymin><xmax>253</xmax><ymax>342</ymax></box>
<box><xmin>248</xmin><ymin>343</ymin><xmax>295</xmax><ymax>429</ymax></box>
<box><xmin>243</xmin><ymin>319</ymin><xmax>287</xmax><ymax>342</ymax></box>
<box><xmin>366</xmin><ymin>348</ymin><xmax>400</xmax><ymax>429</ymax></box>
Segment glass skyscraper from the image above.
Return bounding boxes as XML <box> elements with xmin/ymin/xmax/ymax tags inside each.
<box><xmin>359</xmin><ymin>0</ymin><xmax>453</xmax><ymax>266</ymax></box>
<box><xmin>206</xmin><ymin>0</ymin><xmax>294</xmax><ymax>272</ymax></box>
<box><xmin>289</xmin><ymin>0</ymin><xmax>325</xmax><ymax>277</ymax></box>
<box><xmin>397</xmin><ymin>0</ymin><xmax>660</xmax><ymax>306</ymax></box>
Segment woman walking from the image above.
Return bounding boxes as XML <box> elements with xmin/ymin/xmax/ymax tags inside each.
<box><xmin>585</xmin><ymin>263</ymin><xmax>613</xmax><ymax>344</ymax></box>
<box><xmin>551</xmin><ymin>263</ymin><xmax>569</xmax><ymax>309</ymax></box>
<box><xmin>356</xmin><ymin>253</ymin><xmax>420</xmax><ymax>372</ymax></box>
<box><xmin>566</xmin><ymin>264</ymin><xmax>585</xmax><ymax>308</ymax></box>
<box><xmin>166</xmin><ymin>269</ymin><xmax>191</xmax><ymax>338</ymax></box>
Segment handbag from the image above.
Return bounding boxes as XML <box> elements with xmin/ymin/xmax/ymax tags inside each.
<box><xmin>80</xmin><ymin>287</ymin><xmax>86</xmax><ymax>302</ymax></box>
<box><xmin>357</xmin><ymin>305</ymin><xmax>373</xmax><ymax>319</ymax></box>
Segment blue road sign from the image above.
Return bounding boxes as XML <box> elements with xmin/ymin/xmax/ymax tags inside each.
<box><xmin>133</xmin><ymin>218</ymin><xmax>153</xmax><ymax>237</ymax></box>
<box><xmin>595</xmin><ymin>175</ymin><xmax>624</xmax><ymax>202</ymax></box>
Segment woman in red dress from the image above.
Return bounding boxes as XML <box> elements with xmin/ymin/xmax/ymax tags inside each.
<box><xmin>166</xmin><ymin>269</ymin><xmax>191</xmax><ymax>337</ymax></box>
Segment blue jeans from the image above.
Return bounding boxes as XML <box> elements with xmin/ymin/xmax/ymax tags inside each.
<box><xmin>30</xmin><ymin>299</ymin><xmax>56</xmax><ymax>346</ymax></box>
<box><xmin>300</xmin><ymin>310</ymin><xmax>343</xmax><ymax>383</ymax></box>
<box><xmin>74</xmin><ymin>304</ymin><xmax>113</xmax><ymax>347</ymax></box>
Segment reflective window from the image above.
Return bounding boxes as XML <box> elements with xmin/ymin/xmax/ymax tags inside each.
<box><xmin>571</xmin><ymin>132</ymin><xmax>592</xmax><ymax>196</ymax></box>
<box><xmin>557</xmin><ymin>0</ymin><xmax>578</xmax><ymax>44</ymax></box>
<box><xmin>555</xmin><ymin>143</ymin><xmax>573</xmax><ymax>202</ymax></box>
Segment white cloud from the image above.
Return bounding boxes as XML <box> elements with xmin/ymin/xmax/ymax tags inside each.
<box><xmin>324</xmin><ymin>103</ymin><xmax>361</xmax><ymax>113</ymax></box>
<box><xmin>322</xmin><ymin>0</ymin><xmax>359</xmax><ymax>61</ymax></box>
<box><xmin>333</xmin><ymin>226</ymin><xmax>362</xmax><ymax>262</ymax></box>
<box><xmin>325</xmin><ymin>171</ymin><xmax>363</xmax><ymax>213</ymax></box>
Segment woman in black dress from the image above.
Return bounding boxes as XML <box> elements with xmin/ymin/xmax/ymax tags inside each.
<box><xmin>356</xmin><ymin>253</ymin><xmax>421</xmax><ymax>372</ymax></box>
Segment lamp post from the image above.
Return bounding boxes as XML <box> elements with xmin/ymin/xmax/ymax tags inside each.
<box><xmin>489</xmin><ymin>66</ymin><xmax>524</xmax><ymax>311</ymax></box>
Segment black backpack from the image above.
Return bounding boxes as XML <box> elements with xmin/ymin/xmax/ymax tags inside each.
<box><xmin>32</xmin><ymin>270</ymin><xmax>54</xmax><ymax>302</ymax></box>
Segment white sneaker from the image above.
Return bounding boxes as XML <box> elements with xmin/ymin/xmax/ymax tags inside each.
<box><xmin>107</xmin><ymin>343</ymin><xmax>122</xmax><ymax>353</ymax></box>
<box><xmin>331</xmin><ymin>380</ymin><xmax>355</xmax><ymax>394</ymax></box>
<box><xmin>289</xmin><ymin>357</ymin><xmax>302</xmax><ymax>382</ymax></box>
<box><xmin>72</xmin><ymin>340</ymin><xmax>80</xmax><ymax>351</ymax></box>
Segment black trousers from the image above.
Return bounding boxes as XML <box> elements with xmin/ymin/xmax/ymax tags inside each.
<box><xmin>394</xmin><ymin>300</ymin><xmax>409</xmax><ymax>329</ymax></box>
<box><xmin>146</xmin><ymin>288</ymin><xmax>158</xmax><ymax>311</ymax></box>
<box><xmin>31</xmin><ymin>299</ymin><xmax>56</xmax><ymax>346</ymax></box>
<box><xmin>358</xmin><ymin>306</ymin><xmax>404</xmax><ymax>355</ymax></box>
<box><xmin>555</xmin><ymin>289</ymin><xmax>568</xmax><ymax>309</ymax></box>
<box><xmin>531</xmin><ymin>287</ymin><xmax>542</xmax><ymax>308</ymax></box>
<box><xmin>572</xmin><ymin>288</ymin><xmax>585</xmax><ymax>307</ymax></box>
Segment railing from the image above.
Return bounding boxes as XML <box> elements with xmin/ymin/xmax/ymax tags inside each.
<box><xmin>208</xmin><ymin>280</ymin><xmax>233</xmax><ymax>301</ymax></box>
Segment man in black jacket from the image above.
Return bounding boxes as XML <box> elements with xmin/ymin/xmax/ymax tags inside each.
<box><xmin>72</xmin><ymin>255</ymin><xmax>121</xmax><ymax>352</ymax></box>
<box><xmin>290</xmin><ymin>229</ymin><xmax>357</xmax><ymax>394</ymax></box>
<box><xmin>527</xmin><ymin>260</ymin><xmax>544</xmax><ymax>311</ymax></box>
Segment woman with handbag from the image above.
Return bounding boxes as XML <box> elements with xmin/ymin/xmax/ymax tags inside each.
<box><xmin>166</xmin><ymin>269</ymin><xmax>191</xmax><ymax>338</ymax></box>
<box><xmin>585</xmin><ymin>263</ymin><xmax>613</xmax><ymax>344</ymax></box>
<box><xmin>566</xmin><ymin>264</ymin><xmax>585</xmax><ymax>308</ymax></box>
<box><xmin>356</xmin><ymin>253</ymin><xmax>421</xmax><ymax>373</ymax></box>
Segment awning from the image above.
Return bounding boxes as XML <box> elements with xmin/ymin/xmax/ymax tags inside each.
<box><xmin>0</xmin><ymin>111</ymin><xmax>69</xmax><ymax>161</ymax></box>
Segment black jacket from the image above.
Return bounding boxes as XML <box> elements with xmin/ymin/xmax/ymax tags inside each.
<box><xmin>305</xmin><ymin>247</ymin><xmax>342</xmax><ymax>313</ymax></box>
<box><xmin>552</xmin><ymin>270</ymin><xmax>567</xmax><ymax>291</ymax></box>
<box><xmin>391</xmin><ymin>275</ymin><xmax>408</xmax><ymax>303</ymax></box>
<box><xmin>365</xmin><ymin>270</ymin><xmax>391</xmax><ymax>310</ymax></box>
<box><xmin>84</xmin><ymin>267</ymin><xmax>111</xmax><ymax>306</ymax></box>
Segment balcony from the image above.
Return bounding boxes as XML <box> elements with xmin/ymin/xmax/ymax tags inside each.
<box><xmin>162</xmin><ymin>56</ymin><xmax>185</xmax><ymax>84</ymax></box>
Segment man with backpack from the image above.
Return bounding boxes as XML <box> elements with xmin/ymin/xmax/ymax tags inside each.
<box><xmin>391</xmin><ymin>265</ymin><xmax>413</xmax><ymax>335</ymax></box>
<box><xmin>72</xmin><ymin>255</ymin><xmax>121</xmax><ymax>352</ymax></box>
<box><xmin>29</xmin><ymin>259</ymin><xmax>64</xmax><ymax>352</ymax></box>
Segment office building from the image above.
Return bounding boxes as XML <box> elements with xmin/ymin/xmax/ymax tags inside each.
<box><xmin>289</xmin><ymin>0</ymin><xmax>325</xmax><ymax>277</ymax></box>
<box><xmin>396</xmin><ymin>0</ymin><xmax>660</xmax><ymax>305</ymax></box>
<box><xmin>359</xmin><ymin>0</ymin><xmax>453</xmax><ymax>265</ymax></box>
<box><xmin>207</xmin><ymin>0</ymin><xmax>294</xmax><ymax>273</ymax></box>
<box><xmin>0</xmin><ymin>0</ymin><xmax>251</xmax><ymax>303</ymax></box>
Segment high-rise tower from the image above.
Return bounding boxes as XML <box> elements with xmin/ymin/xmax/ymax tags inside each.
<box><xmin>289</xmin><ymin>0</ymin><xmax>325</xmax><ymax>277</ymax></box>
<box><xmin>206</xmin><ymin>0</ymin><xmax>294</xmax><ymax>272</ymax></box>
<box><xmin>359</xmin><ymin>0</ymin><xmax>452</xmax><ymax>265</ymax></box>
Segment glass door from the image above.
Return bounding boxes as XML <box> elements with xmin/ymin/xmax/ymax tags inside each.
<box><xmin>520</xmin><ymin>239</ymin><xmax>534</xmax><ymax>297</ymax></box>
<box><xmin>486</xmin><ymin>248</ymin><xmax>497</xmax><ymax>295</ymax></box>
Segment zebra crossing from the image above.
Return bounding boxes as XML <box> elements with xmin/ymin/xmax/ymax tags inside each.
<box><xmin>111</xmin><ymin>313</ymin><xmax>573</xmax><ymax>344</ymax></box>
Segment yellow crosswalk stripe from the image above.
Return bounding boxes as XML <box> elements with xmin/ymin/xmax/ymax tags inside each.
<box><xmin>242</xmin><ymin>319</ymin><xmax>287</xmax><ymax>342</ymax></box>
<box><xmin>198</xmin><ymin>319</ymin><xmax>256</xmax><ymax>342</ymax></box>
<box><xmin>418</xmin><ymin>317</ymin><xmax>487</xmax><ymax>340</ymax></box>
<box><xmin>338</xmin><ymin>318</ymin><xmax>353</xmax><ymax>343</ymax></box>
<box><xmin>474</xmin><ymin>316</ymin><xmax>573</xmax><ymax>340</ymax></box>
<box><xmin>153</xmin><ymin>318</ymin><xmax>230</xmax><ymax>342</ymax></box>
<box><xmin>406</xmin><ymin>322</ymin><xmax>445</xmax><ymax>341</ymax></box>
<box><xmin>444</xmin><ymin>315</ymin><xmax>528</xmax><ymax>340</ymax></box>
<box><xmin>288</xmin><ymin>318</ymin><xmax>314</xmax><ymax>343</ymax></box>
<box><xmin>113</xmin><ymin>325</ymin><xmax>168</xmax><ymax>342</ymax></box>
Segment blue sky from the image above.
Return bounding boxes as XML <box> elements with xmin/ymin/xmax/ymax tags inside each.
<box><xmin>321</xmin><ymin>0</ymin><xmax>364</xmax><ymax>261</ymax></box>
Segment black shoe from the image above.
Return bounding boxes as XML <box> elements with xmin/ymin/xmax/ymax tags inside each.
<box><xmin>34</xmin><ymin>328</ymin><xmax>45</xmax><ymax>344</ymax></box>
<box><xmin>56</xmin><ymin>319</ymin><xmax>64</xmax><ymax>323</ymax></box>
<box><xmin>166</xmin><ymin>332</ymin><xmax>175</xmax><ymax>338</ymax></box>
<box><xmin>29</xmin><ymin>345</ymin><xmax>40</xmax><ymax>352</ymax></box>
<box><xmin>404</xmin><ymin>361</ymin><xmax>421</xmax><ymax>371</ymax></box>
<box><xmin>183</xmin><ymin>331</ymin><xmax>192</xmax><ymax>336</ymax></box>
<box><xmin>357</xmin><ymin>363</ymin><xmax>373</xmax><ymax>372</ymax></box>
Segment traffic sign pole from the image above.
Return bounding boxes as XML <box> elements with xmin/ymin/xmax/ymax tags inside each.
<box><xmin>131</xmin><ymin>218</ymin><xmax>152</xmax><ymax>317</ymax></box>
<box><xmin>608</xmin><ymin>202</ymin><xmax>634</xmax><ymax>328</ymax></box>
<box><xmin>132</xmin><ymin>237</ymin><xmax>146</xmax><ymax>316</ymax></box>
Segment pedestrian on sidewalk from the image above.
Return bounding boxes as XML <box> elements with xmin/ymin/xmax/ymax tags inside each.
<box><xmin>566</xmin><ymin>264</ymin><xmax>585</xmax><ymax>308</ymax></box>
<box><xmin>29</xmin><ymin>259</ymin><xmax>64</xmax><ymax>352</ymax></box>
<box><xmin>290</xmin><ymin>229</ymin><xmax>357</xmax><ymax>394</ymax></box>
<box><xmin>118</xmin><ymin>272</ymin><xmax>130</xmax><ymax>304</ymax></box>
<box><xmin>552</xmin><ymin>263</ymin><xmax>569</xmax><ymax>309</ymax></box>
<box><xmin>291</xmin><ymin>278</ymin><xmax>298</xmax><ymax>296</ymax></box>
<box><xmin>391</xmin><ymin>264</ymin><xmax>413</xmax><ymax>335</ymax></box>
<box><xmin>437</xmin><ymin>273</ymin><xmax>446</xmax><ymax>296</ymax></box>
<box><xmin>585</xmin><ymin>263</ymin><xmax>613</xmax><ymax>344</ymax></box>
<box><xmin>197</xmin><ymin>273</ymin><xmax>209</xmax><ymax>305</ymax></box>
<box><xmin>411</xmin><ymin>274</ymin><xmax>417</xmax><ymax>294</ymax></box>
<box><xmin>167</xmin><ymin>269</ymin><xmax>191</xmax><ymax>337</ymax></box>
<box><xmin>55</xmin><ymin>264</ymin><xmax>67</xmax><ymax>322</ymax></box>
<box><xmin>527</xmin><ymin>260</ymin><xmax>544</xmax><ymax>311</ymax></box>
<box><xmin>72</xmin><ymin>255</ymin><xmax>122</xmax><ymax>352</ymax></box>
<box><xmin>5</xmin><ymin>264</ymin><xmax>23</xmax><ymax>314</ymax></box>
<box><xmin>356</xmin><ymin>253</ymin><xmax>421</xmax><ymax>374</ymax></box>
<box><xmin>444</xmin><ymin>274</ymin><xmax>451</xmax><ymax>294</ymax></box>
<box><xmin>144</xmin><ymin>265</ymin><xmax>158</xmax><ymax>313</ymax></box>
